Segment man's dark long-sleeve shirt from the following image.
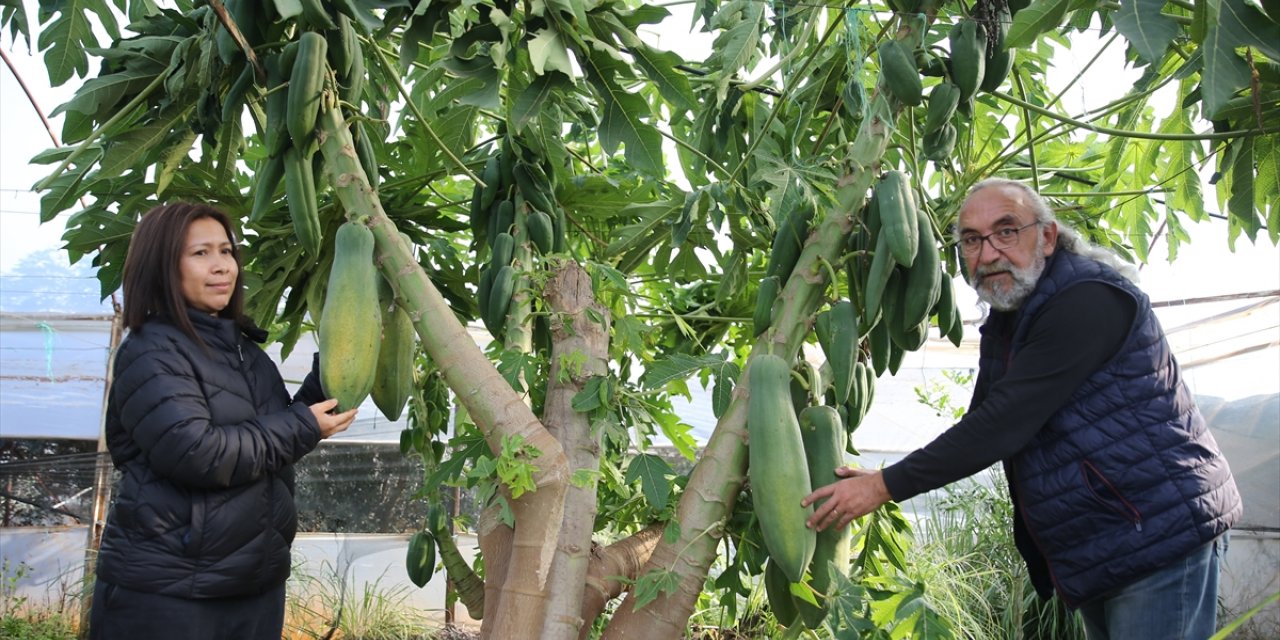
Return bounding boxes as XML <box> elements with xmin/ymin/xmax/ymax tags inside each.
<box><xmin>882</xmin><ymin>281</ymin><xmax>1137</xmax><ymax>501</ymax></box>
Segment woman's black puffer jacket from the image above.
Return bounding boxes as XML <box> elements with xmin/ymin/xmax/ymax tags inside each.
<box><xmin>96</xmin><ymin>309</ymin><xmax>324</xmax><ymax>598</ymax></box>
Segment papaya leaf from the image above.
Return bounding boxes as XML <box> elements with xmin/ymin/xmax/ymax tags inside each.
<box><xmin>36</xmin><ymin>0</ymin><xmax>118</xmax><ymax>86</ymax></box>
<box><xmin>1219</xmin><ymin>0</ymin><xmax>1280</xmax><ymax>59</ymax></box>
<box><xmin>673</xmin><ymin>191</ymin><xmax>696</xmax><ymax>247</ymax></box>
<box><xmin>49</xmin><ymin>67</ymin><xmax>157</xmax><ymax>119</ymax></box>
<box><xmin>61</xmin><ymin>203</ymin><xmax>135</xmax><ymax>296</ymax></box>
<box><xmin>96</xmin><ymin>112</ymin><xmax>187</xmax><ymax>180</ymax></box>
<box><xmin>1202</xmin><ymin>10</ymin><xmax>1254</xmax><ymax>118</ymax></box>
<box><xmin>540</xmin><ymin>0</ymin><xmax>589</xmax><ymax>27</ymax></box>
<box><xmin>1005</xmin><ymin>0</ymin><xmax>1072</xmax><ymax>49</ymax></box>
<box><xmin>1255</xmin><ymin>136</ymin><xmax>1279</xmax><ymax>243</ymax></box>
<box><xmin>581</xmin><ymin>49</ymin><xmax>664</xmax><ymax>176</ymax></box>
<box><xmin>85</xmin><ymin>34</ymin><xmax>181</xmax><ymax>72</ymax></box>
<box><xmin>557</xmin><ymin>174</ymin><xmax>653</xmax><ymax>222</ymax></box>
<box><xmin>512</xmin><ymin>74</ymin><xmax>571</xmax><ymax>133</ymax></box>
<box><xmin>624</xmin><ymin>453</ymin><xmax>673</xmax><ymax>511</ymax></box>
<box><xmin>571</xmin><ymin>376</ymin><xmax>606</xmax><ymax>412</ymax></box>
<box><xmin>37</xmin><ymin>148</ymin><xmax>102</xmax><ymax>223</ymax></box>
<box><xmin>333</xmin><ymin>0</ymin><xmax>396</xmax><ymax>32</ymax></box>
<box><xmin>2</xmin><ymin>1</ymin><xmax>32</xmax><ymax>50</ymax></box>
<box><xmin>213</xmin><ymin>114</ymin><xmax>242</xmax><ymax>189</ymax></box>
<box><xmin>592</xmin><ymin>12</ymin><xmax>695</xmax><ymax>113</ymax></box>
<box><xmin>1114</xmin><ymin>0</ymin><xmax>1179</xmax><ymax>63</ymax></box>
<box><xmin>273</xmin><ymin>0</ymin><xmax>303</xmax><ymax>20</ymax></box>
<box><xmin>1226</xmin><ymin>136</ymin><xmax>1262</xmax><ymax>243</ymax></box>
<box><xmin>631</xmin><ymin>568</ymin><xmax>680</xmax><ymax>611</ymax></box>
<box><xmin>604</xmin><ymin>199</ymin><xmax>683</xmax><ymax>259</ymax></box>
<box><xmin>639</xmin><ymin>353</ymin><xmax>730</xmax><ymax>390</ymax></box>
<box><xmin>29</xmin><ymin>146</ymin><xmax>78</xmax><ymax>165</ymax></box>
<box><xmin>529</xmin><ymin>28</ymin><xmax>574</xmax><ymax>78</ymax></box>
<box><xmin>705</xmin><ymin>0</ymin><xmax>764</xmax><ymax>104</ymax></box>
<box><xmin>655</xmin><ymin>411</ymin><xmax>698</xmax><ymax>460</ymax></box>
<box><xmin>155</xmin><ymin>130</ymin><xmax>198</xmax><ymax>197</ymax></box>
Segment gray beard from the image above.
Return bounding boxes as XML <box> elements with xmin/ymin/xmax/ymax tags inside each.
<box><xmin>972</xmin><ymin>251</ymin><xmax>1046</xmax><ymax>312</ymax></box>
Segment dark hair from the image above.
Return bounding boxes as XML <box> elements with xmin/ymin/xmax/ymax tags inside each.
<box><xmin>120</xmin><ymin>203</ymin><xmax>246</xmax><ymax>342</ymax></box>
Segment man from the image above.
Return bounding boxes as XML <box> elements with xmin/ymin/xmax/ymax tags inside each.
<box><xmin>802</xmin><ymin>179</ymin><xmax>1241</xmax><ymax>639</ymax></box>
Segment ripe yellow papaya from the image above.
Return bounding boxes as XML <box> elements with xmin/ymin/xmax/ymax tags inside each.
<box><xmin>319</xmin><ymin>222</ymin><xmax>383</xmax><ymax>411</ymax></box>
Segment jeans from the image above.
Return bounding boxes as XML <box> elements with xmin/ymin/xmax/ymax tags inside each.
<box><xmin>1078</xmin><ymin>534</ymin><xmax>1227</xmax><ymax>640</ymax></box>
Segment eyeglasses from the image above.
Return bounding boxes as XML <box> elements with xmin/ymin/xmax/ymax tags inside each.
<box><xmin>958</xmin><ymin>222</ymin><xmax>1039</xmax><ymax>256</ymax></box>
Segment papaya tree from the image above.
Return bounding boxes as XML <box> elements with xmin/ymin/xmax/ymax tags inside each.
<box><xmin>6</xmin><ymin>0</ymin><xmax>1276</xmax><ymax>637</ymax></box>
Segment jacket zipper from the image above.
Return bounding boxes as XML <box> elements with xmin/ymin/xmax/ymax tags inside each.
<box><xmin>1081</xmin><ymin>460</ymin><xmax>1144</xmax><ymax>531</ymax></box>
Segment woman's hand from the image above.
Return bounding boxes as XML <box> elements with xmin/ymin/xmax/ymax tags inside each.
<box><xmin>308</xmin><ymin>399</ymin><xmax>358</xmax><ymax>439</ymax></box>
<box><xmin>801</xmin><ymin>467</ymin><xmax>892</xmax><ymax>532</ymax></box>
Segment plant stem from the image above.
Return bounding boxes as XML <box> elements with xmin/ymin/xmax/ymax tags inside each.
<box><xmin>1039</xmin><ymin>188</ymin><xmax>1169</xmax><ymax>197</ymax></box>
<box><xmin>1014</xmin><ymin>71</ymin><xmax>1040</xmax><ymax>192</ymax></box>
<box><xmin>990</xmin><ymin>90</ymin><xmax>1278</xmax><ymax>141</ymax></box>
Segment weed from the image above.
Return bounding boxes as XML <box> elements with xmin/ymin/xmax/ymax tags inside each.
<box><xmin>0</xmin><ymin>560</ymin><xmax>77</xmax><ymax>640</ymax></box>
<box><xmin>285</xmin><ymin>557</ymin><xmax>443</xmax><ymax>640</ymax></box>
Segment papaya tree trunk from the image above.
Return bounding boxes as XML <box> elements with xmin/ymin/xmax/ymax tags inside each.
<box><xmin>540</xmin><ymin>260</ymin><xmax>611</xmax><ymax>639</ymax></box>
<box><xmin>578</xmin><ymin>524</ymin><xmax>665</xmax><ymax>640</ymax></box>
<box><xmin>478</xmin><ymin>506</ymin><xmax>513</xmax><ymax>637</ymax></box>
<box><xmin>601</xmin><ymin>93</ymin><xmax>900</xmax><ymax>638</ymax></box>
<box><xmin>315</xmin><ymin>103</ymin><xmax>569</xmax><ymax>636</ymax></box>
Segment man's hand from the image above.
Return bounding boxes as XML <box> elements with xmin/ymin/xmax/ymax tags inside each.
<box><xmin>802</xmin><ymin>467</ymin><xmax>892</xmax><ymax>531</ymax></box>
<box><xmin>309</xmin><ymin>399</ymin><xmax>358</xmax><ymax>439</ymax></box>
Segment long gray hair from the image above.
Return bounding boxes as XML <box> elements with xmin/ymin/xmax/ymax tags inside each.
<box><xmin>964</xmin><ymin>178</ymin><xmax>1140</xmax><ymax>282</ymax></box>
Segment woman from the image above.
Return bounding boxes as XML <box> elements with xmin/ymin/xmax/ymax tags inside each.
<box><xmin>89</xmin><ymin>202</ymin><xmax>357</xmax><ymax>639</ymax></box>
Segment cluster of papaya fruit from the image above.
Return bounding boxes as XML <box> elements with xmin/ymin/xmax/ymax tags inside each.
<box><xmin>317</xmin><ymin>225</ymin><xmax>417</xmax><ymax>419</ymax></box>
<box><xmin>229</xmin><ymin>0</ymin><xmax>376</xmax><ymax>256</ymax></box>
<box><xmin>749</xmin><ymin>353</ymin><xmax>854</xmax><ymax>629</ymax></box>
<box><xmin>317</xmin><ymin>223</ymin><xmax>417</xmax><ymax>421</ymax></box>
<box><xmin>854</xmin><ymin>170</ymin><xmax>964</xmax><ymax>372</ymax></box>
<box><xmin>746</xmin><ymin>121</ymin><xmax>974</xmax><ymax>633</ymax></box>
<box><xmin>878</xmin><ymin>4</ymin><xmax>1015</xmax><ymax>161</ymax></box>
<box><xmin>747</xmin><ymin>181</ymin><xmax>958</xmax><ymax>627</ymax></box>
<box><xmin>469</xmin><ymin>139</ymin><xmax>566</xmax><ymax>339</ymax></box>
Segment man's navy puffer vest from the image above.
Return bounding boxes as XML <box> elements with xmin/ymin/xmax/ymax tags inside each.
<box><xmin>975</xmin><ymin>250</ymin><xmax>1240</xmax><ymax>607</ymax></box>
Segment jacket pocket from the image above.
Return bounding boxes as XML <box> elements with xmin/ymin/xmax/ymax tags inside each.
<box><xmin>184</xmin><ymin>495</ymin><xmax>206</xmax><ymax>556</ymax></box>
<box><xmin>1081</xmin><ymin>460</ymin><xmax>1144</xmax><ymax>531</ymax></box>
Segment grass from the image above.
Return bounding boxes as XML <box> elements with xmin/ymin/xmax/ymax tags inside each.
<box><xmin>284</xmin><ymin>558</ymin><xmax>463</xmax><ymax>640</ymax></box>
<box><xmin>1</xmin><ymin>560</ymin><xmax>78</xmax><ymax>640</ymax></box>
<box><xmin>906</xmin><ymin>472</ymin><xmax>1086</xmax><ymax>640</ymax></box>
